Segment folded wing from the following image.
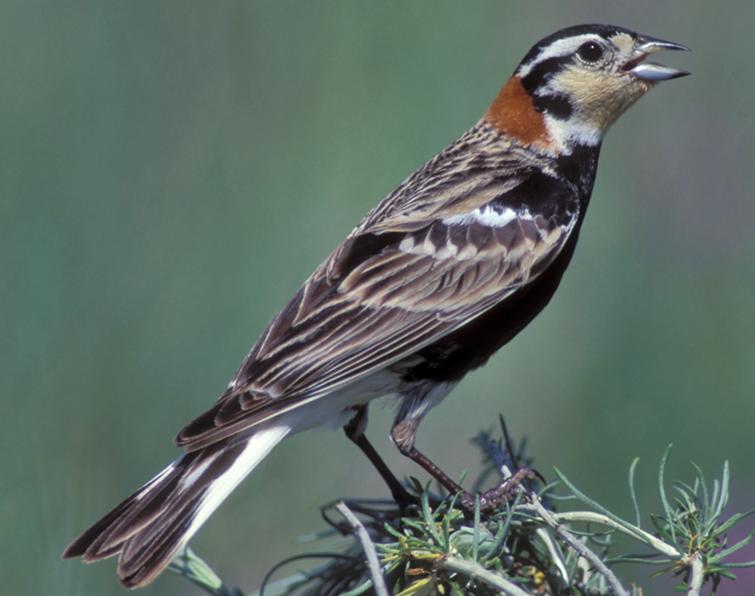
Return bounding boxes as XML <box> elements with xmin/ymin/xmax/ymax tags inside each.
<box><xmin>177</xmin><ymin>164</ymin><xmax>579</xmax><ymax>451</ymax></box>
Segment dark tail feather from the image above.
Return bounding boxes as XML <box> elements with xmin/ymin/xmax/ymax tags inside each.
<box><xmin>63</xmin><ymin>424</ymin><xmax>290</xmax><ymax>588</ymax></box>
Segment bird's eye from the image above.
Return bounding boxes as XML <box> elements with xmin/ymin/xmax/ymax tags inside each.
<box><xmin>577</xmin><ymin>41</ymin><xmax>604</xmax><ymax>63</ymax></box>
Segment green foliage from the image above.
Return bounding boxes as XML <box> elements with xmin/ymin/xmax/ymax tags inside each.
<box><xmin>169</xmin><ymin>430</ymin><xmax>755</xmax><ymax>595</ymax></box>
<box><xmin>168</xmin><ymin>548</ymin><xmax>242</xmax><ymax>596</ymax></box>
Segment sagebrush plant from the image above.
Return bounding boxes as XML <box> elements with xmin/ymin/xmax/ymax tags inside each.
<box><xmin>170</xmin><ymin>419</ymin><xmax>754</xmax><ymax>595</ymax></box>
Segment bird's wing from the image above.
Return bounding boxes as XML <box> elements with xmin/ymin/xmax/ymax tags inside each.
<box><xmin>177</xmin><ymin>143</ymin><xmax>579</xmax><ymax>451</ymax></box>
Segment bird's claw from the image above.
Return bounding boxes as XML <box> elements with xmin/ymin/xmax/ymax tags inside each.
<box><xmin>457</xmin><ymin>467</ymin><xmax>540</xmax><ymax>513</ymax></box>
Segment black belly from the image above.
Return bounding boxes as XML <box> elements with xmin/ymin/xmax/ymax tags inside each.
<box><xmin>403</xmin><ymin>229</ymin><xmax>581</xmax><ymax>384</ymax></box>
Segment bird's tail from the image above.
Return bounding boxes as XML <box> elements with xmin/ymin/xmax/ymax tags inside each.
<box><xmin>63</xmin><ymin>424</ymin><xmax>289</xmax><ymax>588</ymax></box>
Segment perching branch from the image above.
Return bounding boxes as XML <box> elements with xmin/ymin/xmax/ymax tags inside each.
<box><xmin>334</xmin><ymin>500</ymin><xmax>389</xmax><ymax>596</ymax></box>
<box><xmin>687</xmin><ymin>553</ymin><xmax>705</xmax><ymax>596</ymax></box>
<box><xmin>438</xmin><ymin>556</ymin><xmax>530</xmax><ymax>596</ymax></box>
<box><xmin>549</xmin><ymin>510</ymin><xmax>681</xmax><ymax>558</ymax></box>
<box><xmin>168</xmin><ymin>422</ymin><xmax>755</xmax><ymax>595</ymax></box>
<box><xmin>528</xmin><ymin>493</ymin><xmax>628</xmax><ymax>596</ymax></box>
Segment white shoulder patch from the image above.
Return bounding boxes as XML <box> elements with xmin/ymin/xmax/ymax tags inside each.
<box><xmin>443</xmin><ymin>205</ymin><xmax>531</xmax><ymax>228</ymax></box>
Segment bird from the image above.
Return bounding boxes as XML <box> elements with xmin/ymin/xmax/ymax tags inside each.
<box><xmin>64</xmin><ymin>23</ymin><xmax>688</xmax><ymax>588</ymax></box>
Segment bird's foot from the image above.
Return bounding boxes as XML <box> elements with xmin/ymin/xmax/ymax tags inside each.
<box><xmin>457</xmin><ymin>467</ymin><xmax>541</xmax><ymax>513</ymax></box>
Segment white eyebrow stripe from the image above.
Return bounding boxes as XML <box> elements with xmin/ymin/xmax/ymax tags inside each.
<box><xmin>517</xmin><ymin>34</ymin><xmax>603</xmax><ymax>78</ymax></box>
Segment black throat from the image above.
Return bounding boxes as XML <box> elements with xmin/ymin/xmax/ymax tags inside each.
<box><xmin>555</xmin><ymin>143</ymin><xmax>602</xmax><ymax>206</ymax></box>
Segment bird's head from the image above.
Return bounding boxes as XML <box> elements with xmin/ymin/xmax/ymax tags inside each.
<box><xmin>485</xmin><ymin>24</ymin><xmax>689</xmax><ymax>155</ymax></box>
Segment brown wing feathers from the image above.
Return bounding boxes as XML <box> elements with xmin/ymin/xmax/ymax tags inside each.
<box><xmin>176</xmin><ymin>134</ymin><xmax>576</xmax><ymax>451</ymax></box>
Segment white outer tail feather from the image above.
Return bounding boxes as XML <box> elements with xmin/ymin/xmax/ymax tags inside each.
<box><xmin>119</xmin><ymin>423</ymin><xmax>292</xmax><ymax>586</ymax></box>
<box><xmin>181</xmin><ymin>424</ymin><xmax>290</xmax><ymax>548</ymax></box>
<box><xmin>63</xmin><ymin>423</ymin><xmax>292</xmax><ymax>588</ymax></box>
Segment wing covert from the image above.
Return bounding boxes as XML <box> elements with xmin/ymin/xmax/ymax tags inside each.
<box><xmin>177</xmin><ymin>130</ymin><xmax>580</xmax><ymax>450</ymax></box>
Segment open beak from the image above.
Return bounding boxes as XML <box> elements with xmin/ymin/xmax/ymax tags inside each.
<box><xmin>624</xmin><ymin>35</ymin><xmax>690</xmax><ymax>81</ymax></box>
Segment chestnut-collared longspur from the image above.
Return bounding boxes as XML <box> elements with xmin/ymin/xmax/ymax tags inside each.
<box><xmin>64</xmin><ymin>24</ymin><xmax>688</xmax><ymax>588</ymax></box>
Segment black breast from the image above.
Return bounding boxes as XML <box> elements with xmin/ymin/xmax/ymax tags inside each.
<box><xmin>401</xmin><ymin>224</ymin><xmax>584</xmax><ymax>384</ymax></box>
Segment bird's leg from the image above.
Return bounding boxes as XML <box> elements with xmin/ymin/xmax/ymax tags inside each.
<box><xmin>343</xmin><ymin>406</ymin><xmax>414</xmax><ymax>507</ymax></box>
<box><xmin>390</xmin><ymin>418</ymin><xmax>467</xmax><ymax>491</ymax></box>
<box><xmin>391</xmin><ymin>418</ymin><xmax>535</xmax><ymax>512</ymax></box>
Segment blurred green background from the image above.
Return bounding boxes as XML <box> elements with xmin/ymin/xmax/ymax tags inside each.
<box><xmin>3</xmin><ymin>1</ymin><xmax>754</xmax><ymax>594</ymax></box>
